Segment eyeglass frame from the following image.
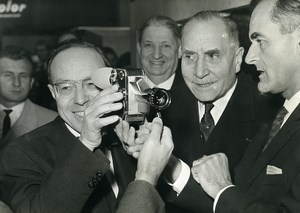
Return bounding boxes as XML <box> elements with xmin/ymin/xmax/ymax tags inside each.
<box><xmin>52</xmin><ymin>77</ymin><xmax>101</xmax><ymax>97</ymax></box>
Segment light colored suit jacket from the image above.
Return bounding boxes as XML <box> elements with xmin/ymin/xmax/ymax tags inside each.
<box><xmin>0</xmin><ymin>99</ymin><xmax>57</xmax><ymax>150</ymax></box>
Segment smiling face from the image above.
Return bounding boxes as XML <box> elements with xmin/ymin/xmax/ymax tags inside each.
<box><xmin>0</xmin><ymin>58</ymin><xmax>33</xmax><ymax>108</ymax></box>
<box><xmin>245</xmin><ymin>0</ymin><xmax>300</xmax><ymax>99</ymax></box>
<box><xmin>181</xmin><ymin>18</ymin><xmax>244</xmax><ymax>102</ymax></box>
<box><xmin>48</xmin><ymin>47</ymin><xmax>105</xmax><ymax>132</ymax></box>
<box><xmin>138</xmin><ymin>25</ymin><xmax>180</xmax><ymax>84</ymax></box>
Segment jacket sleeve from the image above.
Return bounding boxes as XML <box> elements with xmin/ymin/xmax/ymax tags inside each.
<box><xmin>216</xmin><ymin>177</ymin><xmax>300</xmax><ymax>213</ymax></box>
<box><xmin>0</xmin><ymin>138</ymin><xmax>110</xmax><ymax>213</ymax></box>
<box><xmin>117</xmin><ymin>180</ymin><xmax>165</xmax><ymax>213</ymax></box>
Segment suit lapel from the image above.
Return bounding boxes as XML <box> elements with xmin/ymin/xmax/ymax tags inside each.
<box><xmin>243</xmin><ymin>104</ymin><xmax>300</xmax><ymax>188</ymax></box>
<box><xmin>208</xmin><ymin>75</ymin><xmax>256</xmax><ymax>143</ymax></box>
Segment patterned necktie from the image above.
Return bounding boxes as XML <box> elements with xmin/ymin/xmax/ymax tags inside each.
<box><xmin>263</xmin><ymin>106</ymin><xmax>288</xmax><ymax>151</ymax></box>
<box><xmin>199</xmin><ymin>103</ymin><xmax>215</xmax><ymax>141</ymax></box>
<box><xmin>2</xmin><ymin>109</ymin><xmax>12</xmax><ymax>138</ymax></box>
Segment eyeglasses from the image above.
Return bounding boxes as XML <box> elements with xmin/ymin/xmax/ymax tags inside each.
<box><xmin>53</xmin><ymin>77</ymin><xmax>101</xmax><ymax>97</ymax></box>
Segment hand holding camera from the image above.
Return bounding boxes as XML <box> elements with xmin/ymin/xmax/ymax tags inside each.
<box><xmin>92</xmin><ymin>67</ymin><xmax>171</xmax><ymax>126</ymax></box>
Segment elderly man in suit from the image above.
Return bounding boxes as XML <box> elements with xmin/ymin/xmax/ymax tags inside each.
<box><xmin>126</xmin><ymin>11</ymin><xmax>283</xmax><ymax>213</ymax></box>
<box><xmin>0</xmin><ymin>41</ymin><xmax>169</xmax><ymax>213</ymax></box>
<box><xmin>0</xmin><ymin>45</ymin><xmax>57</xmax><ymax>150</ymax></box>
<box><xmin>191</xmin><ymin>0</ymin><xmax>300</xmax><ymax>212</ymax></box>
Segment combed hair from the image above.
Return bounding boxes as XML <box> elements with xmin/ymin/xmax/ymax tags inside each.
<box><xmin>0</xmin><ymin>45</ymin><xmax>32</xmax><ymax>62</ymax></box>
<box><xmin>47</xmin><ymin>41</ymin><xmax>110</xmax><ymax>84</ymax></box>
<box><xmin>251</xmin><ymin>0</ymin><xmax>300</xmax><ymax>34</ymax></box>
<box><xmin>182</xmin><ymin>10</ymin><xmax>240</xmax><ymax>48</ymax></box>
<box><xmin>139</xmin><ymin>15</ymin><xmax>181</xmax><ymax>43</ymax></box>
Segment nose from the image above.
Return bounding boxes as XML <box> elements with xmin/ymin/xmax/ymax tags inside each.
<box><xmin>153</xmin><ymin>46</ymin><xmax>162</xmax><ymax>59</ymax></box>
<box><xmin>194</xmin><ymin>56</ymin><xmax>208</xmax><ymax>79</ymax></box>
<box><xmin>245</xmin><ymin>44</ymin><xmax>258</xmax><ymax>65</ymax></box>
<box><xmin>12</xmin><ymin>75</ymin><xmax>21</xmax><ymax>87</ymax></box>
<box><xmin>73</xmin><ymin>86</ymin><xmax>89</xmax><ymax>105</ymax></box>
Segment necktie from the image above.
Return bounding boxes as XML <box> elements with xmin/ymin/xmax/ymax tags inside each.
<box><xmin>199</xmin><ymin>103</ymin><xmax>215</xmax><ymax>141</ymax></box>
<box><xmin>263</xmin><ymin>106</ymin><xmax>288</xmax><ymax>151</ymax></box>
<box><xmin>2</xmin><ymin>109</ymin><xmax>12</xmax><ymax>138</ymax></box>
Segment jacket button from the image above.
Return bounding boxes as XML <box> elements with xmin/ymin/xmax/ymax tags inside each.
<box><xmin>88</xmin><ymin>181</ymin><xmax>95</xmax><ymax>188</ymax></box>
<box><xmin>92</xmin><ymin>177</ymin><xmax>98</xmax><ymax>184</ymax></box>
<box><xmin>96</xmin><ymin>172</ymin><xmax>103</xmax><ymax>179</ymax></box>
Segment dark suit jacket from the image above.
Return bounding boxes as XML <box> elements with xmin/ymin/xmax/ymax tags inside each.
<box><xmin>161</xmin><ymin>72</ymin><xmax>283</xmax><ymax>212</ymax></box>
<box><xmin>117</xmin><ymin>180</ymin><xmax>165</xmax><ymax>213</ymax></box>
<box><xmin>215</xmin><ymin>103</ymin><xmax>300</xmax><ymax>213</ymax></box>
<box><xmin>0</xmin><ymin>99</ymin><xmax>58</xmax><ymax>150</ymax></box>
<box><xmin>0</xmin><ymin>117</ymin><xmax>137</xmax><ymax>213</ymax></box>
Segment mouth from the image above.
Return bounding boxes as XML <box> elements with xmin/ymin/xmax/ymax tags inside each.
<box><xmin>194</xmin><ymin>81</ymin><xmax>215</xmax><ymax>88</ymax></box>
<box><xmin>73</xmin><ymin>111</ymin><xmax>85</xmax><ymax>117</ymax></box>
<box><xmin>150</xmin><ymin>60</ymin><xmax>164</xmax><ymax>65</ymax></box>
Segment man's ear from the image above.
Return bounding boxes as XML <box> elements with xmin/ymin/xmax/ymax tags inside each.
<box><xmin>295</xmin><ymin>26</ymin><xmax>300</xmax><ymax>55</ymax></box>
<box><xmin>178</xmin><ymin>45</ymin><xmax>182</xmax><ymax>59</ymax></box>
<box><xmin>137</xmin><ymin>42</ymin><xmax>141</xmax><ymax>55</ymax></box>
<box><xmin>30</xmin><ymin>78</ymin><xmax>35</xmax><ymax>89</ymax></box>
<box><xmin>48</xmin><ymin>84</ymin><xmax>56</xmax><ymax>99</ymax></box>
<box><xmin>234</xmin><ymin>47</ymin><xmax>244</xmax><ymax>74</ymax></box>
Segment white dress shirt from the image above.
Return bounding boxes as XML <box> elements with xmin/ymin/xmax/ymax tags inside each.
<box><xmin>0</xmin><ymin>102</ymin><xmax>25</xmax><ymax>127</ymax></box>
<box><xmin>146</xmin><ymin>73</ymin><xmax>176</xmax><ymax>90</ymax></box>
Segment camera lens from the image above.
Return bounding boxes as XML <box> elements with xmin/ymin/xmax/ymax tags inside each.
<box><xmin>147</xmin><ymin>88</ymin><xmax>171</xmax><ymax>110</ymax></box>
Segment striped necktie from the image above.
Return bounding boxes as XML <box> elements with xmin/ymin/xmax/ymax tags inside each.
<box><xmin>263</xmin><ymin>106</ymin><xmax>288</xmax><ymax>151</ymax></box>
<box><xmin>199</xmin><ymin>103</ymin><xmax>215</xmax><ymax>141</ymax></box>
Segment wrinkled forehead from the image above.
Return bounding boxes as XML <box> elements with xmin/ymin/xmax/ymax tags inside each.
<box><xmin>182</xmin><ymin>19</ymin><xmax>231</xmax><ymax>49</ymax></box>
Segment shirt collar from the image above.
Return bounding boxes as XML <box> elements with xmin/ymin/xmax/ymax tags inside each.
<box><xmin>146</xmin><ymin>73</ymin><xmax>176</xmax><ymax>90</ymax></box>
<box><xmin>284</xmin><ymin>90</ymin><xmax>300</xmax><ymax>114</ymax></box>
<box><xmin>0</xmin><ymin>102</ymin><xmax>25</xmax><ymax>126</ymax></box>
<box><xmin>65</xmin><ymin>123</ymin><xmax>80</xmax><ymax>137</ymax></box>
<box><xmin>198</xmin><ymin>79</ymin><xmax>238</xmax><ymax>124</ymax></box>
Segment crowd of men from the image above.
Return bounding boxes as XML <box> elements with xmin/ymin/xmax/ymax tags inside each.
<box><xmin>0</xmin><ymin>0</ymin><xmax>300</xmax><ymax>212</ymax></box>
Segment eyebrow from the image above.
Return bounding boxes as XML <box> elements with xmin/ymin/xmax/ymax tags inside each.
<box><xmin>55</xmin><ymin>77</ymin><xmax>92</xmax><ymax>84</ymax></box>
<box><xmin>250</xmin><ymin>32</ymin><xmax>261</xmax><ymax>40</ymax></box>
<box><xmin>205</xmin><ymin>48</ymin><xmax>220</xmax><ymax>55</ymax></box>
<box><xmin>182</xmin><ymin>49</ymin><xmax>197</xmax><ymax>54</ymax></box>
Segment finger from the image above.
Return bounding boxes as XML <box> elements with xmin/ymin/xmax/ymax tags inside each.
<box><xmin>99</xmin><ymin>84</ymin><xmax>119</xmax><ymax>96</ymax></box>
<box><xmin>94</xmin><ymin>115</ymin><xmax>119</xmax><ymax>127</ymax></box>
<box><xmin>132</xmin><ymin>152</ymin><xmax>140</xmax><ymax>159</ymax></box>
<box><xmin>126</xmin><ymin>126</ymin><xmax>136</xmax><ymax>146</ymax></box>
<box><xmin>127</xmin><ymin>144</ymin><xmax>142</xmax><ymax>154</ymax></box>
<box><xmin>148</xmin><ymin>117</ymin><xmax>163</xmax><ymax>142</ymax></box>
<box><xmin>135</xmin><ymin>134</ymin><xmax>147</xmax><ymax>145</ymax></box>
<box><xmin>192</xmin><ymin>156</ymin><xmax>207</xmax><ymax>167</ymax></box>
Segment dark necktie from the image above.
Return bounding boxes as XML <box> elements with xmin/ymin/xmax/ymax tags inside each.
<box><xmin>199</xmin><ymin>103</ymin><xmax>215</xmax><ymax>141</ymax></box>
<box><xmin>263</xmin><ymin>106</ymin><xmax>288</xmax><ymax>151</ymax></box>
<box><xmin>2</xmin><ymin>109</ymin><xmax>12</xmax><ymax>138</ymax></box>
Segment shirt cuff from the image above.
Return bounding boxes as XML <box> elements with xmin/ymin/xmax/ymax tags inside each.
<box><xmin>213</xmin><ymin>185</ymin><xmax>235</xmax><ymax>212</ymax></box>
<box><xmin>80</xmin><ymin>138</ymin><xmax>98</xmax><ymax>151</ymax></box>
<box><xmin>169</xmin><ymin>160</ymin><xmax>190</xmax><ymax>195</ymax></box>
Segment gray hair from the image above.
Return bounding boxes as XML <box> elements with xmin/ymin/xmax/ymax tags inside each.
<box><xmin>182</xmin><ymin>11</ymin><xmax>240</xmax><ymax>48</ymax></box>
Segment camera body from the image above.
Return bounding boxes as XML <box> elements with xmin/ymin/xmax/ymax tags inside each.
<box><xmin>103</xmin><ymin>68</ymin><xmax>171</xmax><ymax>125</ymax></box>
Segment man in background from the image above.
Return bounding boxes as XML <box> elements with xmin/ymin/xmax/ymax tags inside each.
<box><xmin>138</xmin><ymin>15</ymin><xmax>195</xmax><ymax>130</ymax></box>
<box><xmin>0</xmin><ymin>45</ymin><xmax>57</xmax><ymax>150</ymax></box>
<box><xmin>0</xmin><ymin>45</ymin><xmax>57</xmax><ymax>213</ymax></box>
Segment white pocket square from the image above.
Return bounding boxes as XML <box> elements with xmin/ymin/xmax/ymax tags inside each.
<box><xmin>266</xmin><ymin>165</ymin><xmax>282</xmax><ymax>175</ymax></box>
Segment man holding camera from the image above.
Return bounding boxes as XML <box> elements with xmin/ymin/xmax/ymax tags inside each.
<box><xmin>0</xmin><ymin>41</ymin><xmax>171</xmax><ymax>213</ymax></box>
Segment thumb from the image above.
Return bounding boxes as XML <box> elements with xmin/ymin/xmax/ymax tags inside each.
<box><xmin>148</xmin><ymin>117</ymin><xmax>163</xmax><ymax>142</ymax></box>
